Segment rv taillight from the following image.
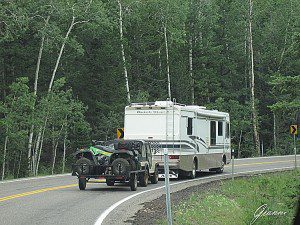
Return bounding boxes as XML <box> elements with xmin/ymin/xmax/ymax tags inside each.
<box><xmin>169</xmin><ymin>155</ymin><xmax>179</xmax><ymax>159</ymax></box>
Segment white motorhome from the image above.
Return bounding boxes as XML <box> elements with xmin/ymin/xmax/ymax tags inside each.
<box><xmin>124</xmin><ymin>100</ymin><xmax>231</xmax><ymax>178</ymax></box>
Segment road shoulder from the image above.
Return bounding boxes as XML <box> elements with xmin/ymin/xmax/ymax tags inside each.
<box><xmin>102</xmin><ymin>168</ymin><xmax>295</xmax><ymax>225</ymax></box>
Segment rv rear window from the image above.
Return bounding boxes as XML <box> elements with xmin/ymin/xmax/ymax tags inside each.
<box><xmin>218</xmin><ymin>121</ymin><xmax>223</xmax><ymax>136</ymax></box>
<box><xmin>187</xmin><ymin>118</ymin><xmax>193</xmax><ymax>135</ymax></box>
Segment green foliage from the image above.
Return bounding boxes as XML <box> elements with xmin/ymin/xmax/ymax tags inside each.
<box><xmin>269</xmin><ymin>73</ymin><xmax>300</xmax><ymax>111</ymax></box>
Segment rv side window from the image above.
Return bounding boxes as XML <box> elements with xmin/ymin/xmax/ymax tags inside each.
<box><xmin>226</xmin><ymin>123</ymin><xmax>230</xmax><ymax>138</ymax></box>
<box><xmin>218</xmin><ymin>121</ymin><xmax>223</xmax><ymax>136</ymax></box>
<box><xmin>187</xmin><ymin>118</ymin><xmax>193</xmax><ymax>135</ymax></box>
<box><xmin>210</xmin><ymin>121</ymin><xmax>216</xmax><ymax>145</ymax></box>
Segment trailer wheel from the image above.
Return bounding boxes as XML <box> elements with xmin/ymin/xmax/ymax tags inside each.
<box><xmin>139</xmin><ymin>169</ymin><xmax>149</xmax><ymax>187</ymax></box>
<box><xmin>150</xmin><ymin>166</ymin><xmax>159</xmax><ymax>184</ymax></box>
<box><xmin>79</xmin><ymin>178</ymin><xmax>87</xmax><ymax>190</ymax></box>
<box><xmin>106</xmin><ymin>179</ymin><xmax>115</xmax><ymax>186</ymax></box>
<box><xmin>129</xmin><ymin>173</ymin><xmax>137</xmax><ymax>191</ymax></box>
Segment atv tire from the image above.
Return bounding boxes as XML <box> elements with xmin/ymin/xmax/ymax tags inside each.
<box><xmin>75</xmin><ymin>158</ymin><xmax>94</xmax><ymax>176</ymax></box>
<box><xmin>112</xmin><ymin>158</ymin><xmax>131</xmax><ymax>176</ymax></box>
<box><xmin>128</xmin><ymin>159</ymin><xmax>137</xmax><ymax>171</ymax></box>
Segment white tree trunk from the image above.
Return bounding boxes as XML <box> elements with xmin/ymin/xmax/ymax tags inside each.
<box><xmin>244</xmin><ymin>29</ymin><xmax>248</xmax><ymax>89</ymax></box>
<box><xmin>28</xmin><ymin>16</ymin><xmax>50</xmax><ymax>175</ymax></box>
<box><xmin>33</xmin><ymin>127</ymin><xmax>42</xmax><ymax>175</ymax></box>
<box><xmin>163</xmin><ymin>24</ymin><xmax>171</xmax><ymax>99</ymax></box>
<box><xmin>27</xmin><ymin>128</ymin><xmax>34</xmax><ymax>174</ymax></box>
<box><xmin>189</xmin><ymin>33</ymin><xmax>194</xmax><ymax>104</ymax></box>
<box><xmin>51</xmin><ymin>118</ymin><xmax>67</xmax><ymax>175</ymax></box>
<box><xmin>158</xmin><ymin>48</ymin><xmax>162</xmax><ymax>77</ymax></box>
<box><xmin>35</xmin><ymin>116</ymin><xmax>48</xmax><ymax>175</ymax></box>
<box><xmin>118</xmin><ymin>0</ymin><xmax>131</xmax><ymax>103</ymax></box>
<box><xmin>34</xmin><ymin>16</ymin><xmax>75</xmax><ymax>173</ymax></box>
<box><xmin>48</xmin><ymin>16</ymin><xmax>75</xmax><ymax>93</ymax></box>
<box><xmin>1</xmin><ymin>136</ymin><xmax>9</xmax><ymax>180</ymax></box>
<box><xmin>35</xmin><ymin>16</ymin><xmax>49</xmax><ymax>95</ymax></box>
<box><xmin>35</xmin><ymin>14</ymin><xmax>86</xmax><ymax>174</ymax></box>
<box><xmin>51</xmin><ymin>141</ymin><xmax>59</xmax><ymax>175</ymax></box>
<box><xmin>249</xmin><ymin>0</ymin><xmax>260</xmax><ymax>155</ymax></box>
<box><xmin>62</xmin><ymin>133</ymin><xmax>67</xmax><ymax>174</ymax></box>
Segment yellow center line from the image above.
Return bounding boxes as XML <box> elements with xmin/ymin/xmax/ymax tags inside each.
<box><xmin>0</xmin><ymin>184</ymin><xmax>77</xmax><ymax>202</ymax></box>
<box><xmin>225</xmin><ymin>159</ymin><xmax>294</xmax><ymax>167</ymax></box>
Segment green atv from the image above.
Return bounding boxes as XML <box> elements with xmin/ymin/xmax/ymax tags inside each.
<box><xmin>72</xmin><ymin>140</ymin><xmax>159</xmax><ymax>191</ymax></box>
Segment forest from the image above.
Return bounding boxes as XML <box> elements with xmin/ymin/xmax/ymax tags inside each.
<box><xmin>0</xmin><ymin>0</ymin><xmax>299</xmax><ymax>180</ymax></box>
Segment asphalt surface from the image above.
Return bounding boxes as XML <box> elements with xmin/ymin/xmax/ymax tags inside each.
<box><xmin>0</xmin><ymin>155</ymin><xmax>299</xmax><ymax>225</ymax></box>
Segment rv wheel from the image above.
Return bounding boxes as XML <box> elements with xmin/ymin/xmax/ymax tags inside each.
<box><xmin>189</xmin><ymin>160</ymin><xmax>197</xmax><ymax>179</ymax></box>
<box><xmin>216</xmin><ymin>161</ymin><xmax>225</xmax><ymax>174</ymax></box>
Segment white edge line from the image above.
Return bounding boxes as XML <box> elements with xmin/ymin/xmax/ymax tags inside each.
<box><xmin>94</xmin><ymin>166</ymin><xmax>295</xmax><ymax>225</ymax></box>
<box><xmin>0</xmin><ymin>173</ymin><xmax>70</xmax><ymax>184</ymax></box>
<box><xmin>236</xmin><ymin>154</ymin><xmax>300</xmax><ymax>161</ymax></box>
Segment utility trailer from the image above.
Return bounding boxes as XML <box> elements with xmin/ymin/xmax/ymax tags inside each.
<box><xmin>124</xmin><ymin>100</ymin><xmax>231</xmax><ymax>179</ymax></box>
<box><xmin>72</xmin><ymin>140</ymin><xmax>159</xmax><ymax>191</ymax></box>
<box><xmin>72</xmin><ymin>164</ymin><xmax>145</xmax><ymax>191</ymax></box>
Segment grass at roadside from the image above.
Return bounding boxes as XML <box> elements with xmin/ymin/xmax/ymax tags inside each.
<box><xmin>159</xmin><ymin>170</ymin><xmax>300</xmax><ymax>225</ymax></box>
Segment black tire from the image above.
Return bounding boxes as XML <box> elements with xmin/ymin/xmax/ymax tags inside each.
<box><xmin>106</xmin><ymin>179</ymin><xmax>115</xmax><ymax>186</ymax></box>
<box><xmin>216</xmin><ymin>161</ymin><xmax>224</xmax><ymax>174</ymax></box>
<box><xmin>75</xmin><ymin>158</ymin><xmax>93</xmax><ymax>175</ymax></box>
<box><xmin>139</xmin><ymin>169</ymin><xmax>149</xmax><ymax>187</ymax></box>
<box><xmin>79</xmin><ymin>178</ymin><xmax>87</xmax><ymax>190</ymax></box>
<box><xmin>128</xmin><ymin>159</ymin><xmax>137</xmax><ymax>171</ymax></box>
<box><xmin>150</xmin><ymin>166</ymin><xmax>159</xmax><ymax>184</ymax></box>
<box><xmin>189</xmin><ymin>160</ymin><xmax>197</xmax><ymax>179</ymax></box>
<box><xmin>129</xmin><ymin>173</ymin><xmax>137</xmax><ymax>191</ymax></box>
<box><xmin>112</xmin><ymin>158</ymin><xmax>131</xmax><ymax>176</ymax></box>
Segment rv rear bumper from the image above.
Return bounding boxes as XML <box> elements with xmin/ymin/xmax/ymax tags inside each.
<box><xmin>156</xmin><ymin>161</ymin><xmax>180</xmax><ymax>170</ymax></box>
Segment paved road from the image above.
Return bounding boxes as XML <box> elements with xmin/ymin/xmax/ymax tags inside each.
<box><xmin>0</xmin><ymin>155</ymin><xmax>299</xmax><ymax>225</ymax></box>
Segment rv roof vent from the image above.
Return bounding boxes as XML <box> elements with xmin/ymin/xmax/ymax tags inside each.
<box><xmin>155</xmin><ymin>101</ymin><xmax>173</xmax><ymax>107</ymax></box>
